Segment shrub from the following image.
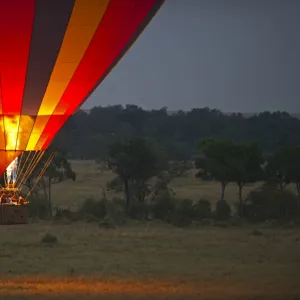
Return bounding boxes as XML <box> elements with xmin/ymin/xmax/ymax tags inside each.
<box><xmin>243</xmin><ymin>187</ymin><xmax>300</xmax><ymax>222</ymax></box>
<box><xmin>84</xmin><ymin>214</ymin><xmax>101</xmax><ymax>223</ymax></box>
<box><xmin>214</xmin><ymin>221</ymin><xmax>229</xmax><ymax>228</ymax></box>
<box><xmin>106</xmin><ymin>198</ymin><xmax>127</xmax><ymax>225</ymax></box>
<box><xmin>215</xmin><ymin>200</ymin><xmax>231</xmax><ymax>220</ymax></box>
<box><xmin>251</xmin><ymin>229</ymin><xmax>263</xmax><ymax>236</ymax></box>
<box><xmin>169</xmin><ymin>212</ymin><xmax>192</xmax><ymax>227</ymax></box>
<box><xmin>28</xmin><ymin>195</ymin><xmax>49</xmax><ymax>219</ymax></box>
<box><xmin>194</xmin><ymin>199</ymin><xmax>212</xmax><ymax>220</ymax></box>
<box><xmin>166</xmin><ymin>198</ymin><xmax>195</xmax><ymax>227</ymax></box>
<box><xmin>152</xmin><ymin>190</ymin><xmax>176</xmax><ymax>220</ymax></box>
<box><xmin>111</xmin><ymin>197</ymin><xmax>126</xmax><ymax>209</ymax></box>
<box><xmin>106</xmin><ymin>176</ymin><xmax>123</xmax><ymax>192</ymax></box>
<box><xmin>54</xmin><ymin>206</ymin><xmax>79</xmax><ymax>222</ymax></box>
<box><xmin>128</xmin><ymin>202</ymin><xmax>149</xmax><ymax>220</ymax></box>
<box><xmin>174</xmin><ymin>199</ymin><xmax>195</xmax><ymax>218</ymax></box>
<box><xmin>41</xmin><ymin>232</ymin><xmax>58</xmax><ymax>244</ymax></box>
<box><xmin>78</xmin><ymin>197</ymin><xmax>106</xmax><ymax>220</ymax></box>
<box><xmin>99</xmin><ymin>215</ymin><xmax>116</xmax><ymax>229</ymax></box>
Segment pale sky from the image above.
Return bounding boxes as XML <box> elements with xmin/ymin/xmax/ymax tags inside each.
<box><xmin>83</xmin><ymin>0</ymin><xmax>300</xmax><ymax>113</ymax></box>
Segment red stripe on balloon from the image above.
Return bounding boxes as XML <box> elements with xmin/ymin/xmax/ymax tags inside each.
<box><xmin>0</xmin><ymin>0</ymin><xmax>35</xmax><ymax>115</ymax></box>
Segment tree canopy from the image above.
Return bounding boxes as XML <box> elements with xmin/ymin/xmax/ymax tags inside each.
<box><xmin>53</xmin><ymin>106</ymin><xmax>300</xmax><ymax>161</ymax></box>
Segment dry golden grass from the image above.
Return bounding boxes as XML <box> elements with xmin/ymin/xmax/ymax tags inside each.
<box><xmin>1</xmin><ymin>160</ymin><xmax>300</xmax><ymax>299</ymax></box>
<box><xmin>0</xmin><ymin>222</ymin><xmax>300</xmax><ymax>299</ymax></box>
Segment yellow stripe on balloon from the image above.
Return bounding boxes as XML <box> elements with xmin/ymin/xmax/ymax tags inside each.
<box><xmin>26</xmin><ymin>0</ymin><xmax>110</xmax><ymax>151</ymax></box>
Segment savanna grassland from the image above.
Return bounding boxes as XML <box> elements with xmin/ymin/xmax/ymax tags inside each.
<box><xmin>0</xmin><ymin>160</ymin><xmax>300</xmax><ymax>300</ymax></box>
<box><xmin>50</xmin><ymin>160</ymin><xmax>260</xmax><ymax>210</ymax></box>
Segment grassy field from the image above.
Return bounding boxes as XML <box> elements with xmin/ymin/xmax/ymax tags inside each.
<box><xmin>0</xmin><ymin>222</ymin><xmax>300</xmax><ymax>299</ymax></box>
<box><xmin>50</xmin><ymin>160</ymin><xmax>262</xmax><ymax>210</ymax></box>
<box><xmin>0</xmin><ymin>160</ymin><xmax>300</xmax><ymax>299</ymax></box>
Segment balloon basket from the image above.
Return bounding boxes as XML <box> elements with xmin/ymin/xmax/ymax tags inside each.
<box><xmin>0</xmin><ymin>205</ymin><xmax>29</xmax><ymax>225</ymax></box>
<box><xmin>0</xmin><ymin>186</ymin><xmax>29</xmax><ymax>225</ymax></box>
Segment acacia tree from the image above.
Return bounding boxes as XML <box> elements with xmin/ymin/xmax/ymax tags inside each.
<box><xmin>231</xmin><ymin>143</ymin><xmax>263</xmax><ymax>198</ymax></box>
<box><xmin>285</xmin><ymin>146</ymin><xmax>300</xmax><ymax>200</ymax></box>
<box><xmin>229</xmin><ymin>142</ymin><xmax>264</xmax><ymax>215</ymax></box>
<box><xmin>106</xmin><ymin>138</ymin><xmax>164</xmax><ymax>209</ymax></box>
<box><xmin>106</xmin><ymin>159</ymin><xmax>192</xmax><ymax>207</ymax></box>
<box><xmin>196</xmin><ymin>139</ymin><xmax>263</xmax><ymax>212</ymax></box>
<box><xmin>196</xmin><ymin>139</ymin><xmax>236</xmax><ymax>202</ymax></box>
<box><xmin>265</xmin><ymin>148</ymin><xmax>291</xmax><ymax>190</ymax></box>
<box><xmin>266</xmin><ymin>145</ymin><xmax>300</xmax><ymax>203</ymax></box>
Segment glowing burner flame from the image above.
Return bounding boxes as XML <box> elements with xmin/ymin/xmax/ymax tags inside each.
<box><xmin>6</xmin><ymin>156</ymin><xmax>18</xmax><ymax>184</ymax></box>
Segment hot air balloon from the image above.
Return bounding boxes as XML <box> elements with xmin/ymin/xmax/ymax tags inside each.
<box><xmin>0</xmin><ymin>0</ymin><xmax>164</xmax><ymax>199</ymax></box>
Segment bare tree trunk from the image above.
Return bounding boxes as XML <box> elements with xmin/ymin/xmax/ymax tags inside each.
<box><xmin>124</xmin><ymin>179</ymin><xmax>130</xmax><ymax>210</ymax></box>
<box><xmin>48</xmin><ymin>176</ymin><xmax>52</xmax><ymax>218</ymax></box>
<box><xmin>296</xmin><ymin>182</ymin><xmax>300</xmax><ymax>196</ymax></box>
<box><xmin>220</xmin><ymin>182</ymin><xmax>226</xmax><ymax>202</ymax></box>
<box><xmin>42</xmin><ymin>177</ymin><xmax>48</xmax><ymax>201</ymax></box>
<box><xmin>296</xmin><ymin>182</ymin><xmax>300</xmax><ymax>207</ymax></box>
<box><xmin>238</xmin><ymin>182</ymin><xmax>244</xmax><ymax>216</ymax></box>
<box><xmin>279</xmin><ymin>181</ymin><xmax>284</xmax><ymax>190</ymax></box>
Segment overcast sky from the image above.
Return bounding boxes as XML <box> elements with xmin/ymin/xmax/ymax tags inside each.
<box><xmin>83</xmin><ymin>0</ymin><xmax>300</xmax><ymax>113</ymax></box>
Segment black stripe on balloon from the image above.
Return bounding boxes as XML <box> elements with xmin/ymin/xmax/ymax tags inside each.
<box><xmin>21</xmin><ymin>0</ymin><xmax>75</xmax><ymax>116</ymax></box>
<box><xmin>71</xmin><ymin>0</ymin><xmax>165</xmax><ymax>114</ymax></box>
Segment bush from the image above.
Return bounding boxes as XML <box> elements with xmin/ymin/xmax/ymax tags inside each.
<box><xmin>215</xmin><ymin>200</ymin><xmax>231</xmax><ymax>220</ymax></box>
<box><xmin>106</xmin><ymin>177</ymin><xmax>123</xmax><ymax>192</ymax></box>
<box><xmin>84</xmin><ymin>214</ymin><xmax>101</xmax><ymax>223</ymax></box>
<box><xmin>243</xmin><ymin>187</ymin><xmax>300</xmax><ymax>222</ymax></box>
<box><xmin>214</xmin><ymin>221</ymin><xmax>229</xmax><ymax>228</ymax></box>
<box><xmin>111</xmin><ymin>197</ymin><xmax>126</xmax><ymax>210</ymax></box>
<box><xmin>194</xmin><ymin>199</ymin><xmax>212</xmax><ymax>220</ymax></box>
<box><xmin>78</xmin><ymin>197</ymin><xmax>106</xmax><ymax>220</ymax></box>
<box><xmin>175</xmin><ymin>199</ymin><xmax>195</xmax><ymax>218</ymax></box>
<box><xmin>41</xmin><ymin>232</ymin><xmax>58</xmax><ymax>244</ymax></box>
<box><xmin>128</xmin><ymin>202</ymin><xmax>149</xmax><ymax>220</ymax></box>
<box><xmin>54</xmin><ymin>207</ymin><xmax>79</xmax><ymax>222</ymax></box>
<box><xmin>28</xmin><ymin>195</ymin><xmax>49</xmax><ymax>219</ymax></box>
<box><xmin>152</xmin><ymin>190</ymin><xmax>176</xmax><ymax>220</ymax></box>
<box><xmin>166</xmin><ymin>198</ymin><xmax>195</xmax><ymax>227</ymax></box>
<box><xmin>169</xmin><ymin>212</ymin><xmax>192</xmax><ymax>227</ymax></box>
<box><xmin>99</xmin><ymin>215</ymin><xmax>116</xmax><ymax>229</ymax></box>
<box><xmin>106</xmin><ymin>198</ymin><xmax>127</xmax><ymax>225</ymax></box>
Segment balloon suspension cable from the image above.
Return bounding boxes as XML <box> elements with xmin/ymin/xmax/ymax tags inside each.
<box><xmin>25</xmin><ymin>151</ymin><xmax>56</xmax><ymax>201</ymax></box>
<box><xmin>15</xmin><ymin>151</ymin><xmax>24</xmax><ymax>180</ymax></box>
<box><xmin>19</xmin><ymin>151</ymin><xmax>45</xmax><ymax>188</ymax></box>
<box><xmin>3</xmin><ymin>168</ymin><xmax>7</xmax><ymax>187</ymax></box>
<box><xmin>16</xmin><ymin>151</ymin><xmax>36</xmax><ymax>188</ymax></box>
<box><xmin>18</xmin><ymin>152</ymin><xmax>40</xmax><ymax>187</ymax></box>
<box><xmin>14</xmin><ymin>151</ymin><xmax>33</xmax><ymax>187</ymax></box>
<box><xmin>17</xmin><ymin>151</ymin><xmax>45</xmax><ymax>190</ymax></box>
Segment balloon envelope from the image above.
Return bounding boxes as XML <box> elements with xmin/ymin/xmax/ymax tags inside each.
<box><xmin>0</xmin><ymin>0</ymin><xmax>164</xmax><ymax>175</ymax></box>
